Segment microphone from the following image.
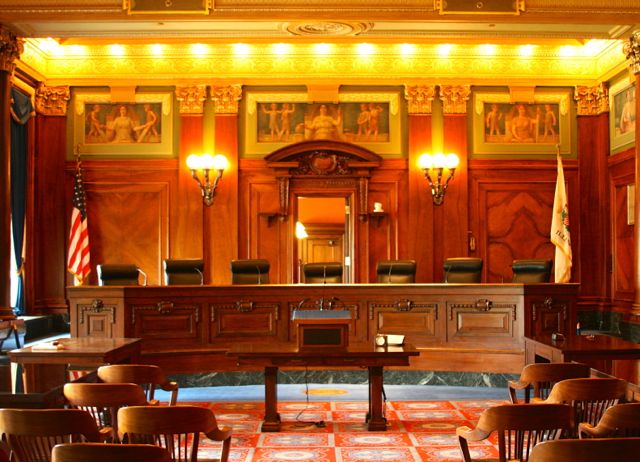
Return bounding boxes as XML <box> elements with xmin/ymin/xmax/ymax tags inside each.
<box><xmin>256</xmin><ymin>265</ymin><xmax>262</xmax><ymax>285</ymax></box>
<box><xmin>194</xmin><ymin>267</ymin><xmax>204</xmax><ymax>285</ymax></box>
<box><xmin>387</xmin><ymin>263</ymin><xmax>394</xmax><ymax>284</ymax></box>
<box><xmin>322</xmin><ymin>265</ymin><xmax>327</xmax><ymax>285</ymax></box>
<box><xmin>138</xmin><ymin>268</ymin><xmax>148</xmax><ymax>286</ymax></box>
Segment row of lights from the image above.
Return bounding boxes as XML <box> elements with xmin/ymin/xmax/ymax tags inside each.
<box><xmin>38</xmin><ymin>39</ymin><xmax>600</xmax><ymax>59</ymax></box>
<box><xmin>187</xmin><ymin>152</ymin><xmax>459</xmax><ymax>207</ymax></box>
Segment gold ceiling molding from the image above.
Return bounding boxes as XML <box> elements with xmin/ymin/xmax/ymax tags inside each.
<box><xmin>0</xmin><ymin>27</ymin><xmax>24</xmax><ymax>74</ymax></box>
<box><xmin>211</xmin><ymin>84</ymin><xmax>242</xmax><ymax>114</ymax></box>
<box><xmin>34</xmin><ymin>83</ymin><xmax>70</xmax><ymax>116</ymax></box>
<box><xmin>404</xmin><ymin>85</ymin><xmax>436</xmax><ymax>115</ymax></box>
<box><xmin>176</xmin><ymin>85</ymin><xmax>207</xmax><ymax>114</ymax></box>
<box><xmin>124</xmin><ymin>0</ymin><xmax>212</xmax><ymax>15</ymax></box>
<box><xmin>435</xmin><ymin>0</ymin><xmax>525</xmax><ymax>15</ymax></box>
<box><xmin>624</xmin><ymin>31</ymin><xmax>640</xmax><ymax>75</ymax></box>
<box><xmin>439</xmin><ymin>85</ymin><xmax>470</xmax><ymax>114</ymax></box>
<box><xmin>574</xmin><ymin>83</ymin><xmax>609</xmax><ymax>116</ymax></box>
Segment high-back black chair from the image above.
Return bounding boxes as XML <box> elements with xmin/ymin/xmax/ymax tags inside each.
<box><xmin>163</xmin><ymin>259</ymin><xmax>204</xmax><ymax>285</ymax></box>
<box><xmin>97</xmin><ymin>264</ymin><xmax>140</xmax><ymax>286</ymax></box>
<box><xmin>230</xmin><ymin>259</ymin><xmax>270</xmax><ymax>284</ymax></box>
<box><xmin>303</xmin><ymin>262</ymin><xmax>343</xmax><ymax>283</ymax></box>
<box><xmin>376</xmin><ymin>260</ymin><xmax>416</xmax><ymax>283</ymax></box>
<box><xmin>512</xmin><ymin>259</ymin><xmax>552</xmax><ymax>283</ymax></box>
<box><xmin>443</xmin><ymin>257</ymin><xmax>483</xmax><ymax>283</ymax></box>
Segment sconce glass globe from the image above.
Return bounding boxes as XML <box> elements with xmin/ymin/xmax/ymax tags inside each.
<box><xmin>186</xmin><ymin>154</ymin><xmax>202</xmax><ymax>170</ymax></box>
<box><xmin>417</xmin><ymin>153</ymin><xmax>434</xmax><ymax>170</ymax></box>
<box><xmin>432</xmin><ymin>152</ymin><xmax>447</xmax><ymax>168</ymax></box>
<box><xmin>212</xmin><ymin>154</ymin><xmax>229</xmax><ymax>171</ymax></box>
<box><xmin>445</xmin><ymin>153</ymin><xmax>460</xmax><ymax>169</ymax></box>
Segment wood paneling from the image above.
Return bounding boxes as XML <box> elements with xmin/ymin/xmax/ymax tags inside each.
<box><xmin>609</xmin><ymin>149</ymin><xmax>635</xmax><ymax>306</ymax></box>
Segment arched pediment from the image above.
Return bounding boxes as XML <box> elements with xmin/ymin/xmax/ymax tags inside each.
<box><xmin>265</xmin><ymin>140</ymin><xmax>383</xmax><ymax>165</ymax></box>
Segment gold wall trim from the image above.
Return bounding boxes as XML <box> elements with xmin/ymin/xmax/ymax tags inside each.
<box><xmin>574</xmin><ymin>83</ymin><xmax>609</xmax><ymax>116</ymax></box>
<box><xmin>211</xmin><ymin>84</ymin><xmax>242</xmax><ymax>114</ymax></box>
<box><xmin>176</xmin><ymin>85</ymin><xmax>207</xmax><ymax>114</ymax></box>
<box><xmin>404</xmin><ymin>85</ymin><xmax>436</xmax><ymax>115</ymax></box>
<box><xmin>35</xmin><ymin>84</ymin><xmax>70</xmax><ymax>116</ymax></box>
<box><xmin>439</xmin><ymin>85</ymin><xmax>470</xmax><ymax>115</ymax></box>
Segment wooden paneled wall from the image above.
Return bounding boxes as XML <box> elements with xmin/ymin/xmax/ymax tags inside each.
<box><xmin>24</xmin><ymin>94</ymin><xmax>627</xmax><ymax>319</ymax></box>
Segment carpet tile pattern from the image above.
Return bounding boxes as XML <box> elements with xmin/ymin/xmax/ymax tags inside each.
<box><xmin>191</xmin><ymin>399</ymin><xmax>508</xmax><ymax>462</ymax></box>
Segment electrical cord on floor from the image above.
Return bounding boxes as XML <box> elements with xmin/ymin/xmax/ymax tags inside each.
<box><xmin>293</xmin><ymin>367</ymin><xmax>326</xmax><ymax>428</ymax></box>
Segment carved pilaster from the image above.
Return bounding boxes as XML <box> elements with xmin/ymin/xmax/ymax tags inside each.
<box><xmin>624</xmin><ymin>31</ymin><xmax>640</xmax><ymax>75</ymax></box>
<box><xmin>176</xmin><ymin>85</ymin><xmax>207</xmax><ymax>115</ymax></box>
<box><xmin>34</xmin><ymin>84</ymin><xmax>70</xmax><ymax>116</ymax></box>
<box><xmin>574</xmin><ymin>83</ymin><xmax>609</xmax><ymax>116</ymax></box>
<box><xmin>439</xmin><ymin>85</ymin><xmax>471</xmax><ymax>114</ymax></box>
<box><xmin>0</xmin><ymin>27</ymin><xmax>23</xmax><ymax>74</ymax></box>
<box><xmin>211</xmin><ymin>84</ymin><xmax>242</xmax><ymax>114</ymax></box>
<box><xmin>404</xmin><ymin>85</ymin><xmax>436</xmax><ymax>114</ymax></box>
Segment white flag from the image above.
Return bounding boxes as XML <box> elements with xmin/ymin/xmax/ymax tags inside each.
<box><xmin>550</xmin><ymin>150</ymin><xmax>572</xmax><ymax>282</ymax></box>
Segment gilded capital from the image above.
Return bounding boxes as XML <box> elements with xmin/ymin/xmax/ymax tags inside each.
<box><xmin>439</xmin><ymin>85</ymin><xmax>471</xmax><ymax>114</ymax></box>
<box><xmin>35</xmin><ymin>84</ymin><xmax>70</xmax><ymax>116</ymax></box>
<box><xmin>574</xmin><ymin>83</ymin><xmax>609</xmax><ymax>116</ymax></box>
<box><xmin>176</xmin><ymin>85</ymin><xmax>207</xmax><ymax>115</ymax></box>
<box><xmin>404</xmin><ymin>85</ymin><xmax>436</xmax><ymax>115</ymax></box>
<box><xmin>211</xmin><ymin>84</ymin><xmax>243</xmax><ymax>114</ymax></box>
<box><xmin>624</xmin><ymin>31</ymin><xmax>640</xmax><ymax>75</ymax></box>
<box><xmin>0</xmin><ymin>27</ymin><xmax>24</xmax><ymax>74</ymax></box>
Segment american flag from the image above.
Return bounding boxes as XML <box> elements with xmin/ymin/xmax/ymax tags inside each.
<box><xmin>67</xmin><ymin>160</ymin><xmax>90</xmax><ymax>285</ymax></box>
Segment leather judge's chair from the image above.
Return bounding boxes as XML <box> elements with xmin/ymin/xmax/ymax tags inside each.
<box><xmin>97</xmin><ymin>264</ymin><xmax>140</xmax><ymax>286</ymax></box>
<box><xmin>303</xmin><ymin>262</ymin><xmax>343</xmax><ymax>283</ymax></box>
<box><xmin>230</xmin><ymin>259</ymin><xmax>270</xmax><ymax>284</ymax></box>
<box><xmin>512</xmin><ymin>259</ymin><xmax>553</xmax><ymax>283</ymax></box>
<box><xmin>163</xmin><ymin>259</ymin><xmax>204</xmax><ymax>285</ymax></box>
<box><xmin>376</xmin><ymin>260</ymin><xmax>416</xmax><ymax>283</ymax></box>
<box><xmin>443</xmin><ymin>258</ymin><xmax>483</xmax><ymax>283</ymax></box>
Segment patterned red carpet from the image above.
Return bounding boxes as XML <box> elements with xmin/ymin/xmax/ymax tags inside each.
<box><xmin>192</xmin><ymin>398</ymin><xmax>507</xmax><ymax>462</ymax></box>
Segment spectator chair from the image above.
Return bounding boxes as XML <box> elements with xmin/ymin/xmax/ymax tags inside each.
<box><xmin>163</xmin><ymin>259</ymin><xmax>204</xmax><ymax>285</ymax></box>
<box><xmin>230</xmin><ymin>259</ymin><xmax>270</xmax><ymax>284</ymax></box>
<box><xmin>0</xmin><ymin>409</ymin><xmax>101</xmax><ymax>462</ymax></box>
<box><xmin>578</xmin><ymin>402</ymin><xmax>640</xmax><ymax>438</ymax></box>
<box><xmin>98</xmin><ymin>364</ymin><xmax>179</xmax><ymax>406</ymax></box>
<box><xmin>443</xmin><ymin>257</ymin><xmax>483</xmax><ymax>283</ymax></box>
<box><xmin>507</xmin><ymin>362</ymin><xmax>591</xmax><ymax>403</ymax></box>
<box><xmin>456</xmin><ymin>403</ymin><xmax>573</xmax><ymax>462</ymax></box>
<box><xmin>376</xmin><ymin>260</ymin><xmax>416</xmax><ymax>283</ymax></box>
<box><xmin>52</xmin><ymin>443</ymin><xmax>172</xmax><ymax>462</ymax></box>
<box><xmin>529</xmin><ymin>438</ymin><xmax>640</xmax><ymax>462</ymax></box>
<box><xmin>511</xmin><ymin>259</ymin><xmax>553</xmax><ymax>283</ymax></box>
<box><xmin>118</xmin><ymin>404</ymin><xmax>232</xmax><ymax>462</ymax></box>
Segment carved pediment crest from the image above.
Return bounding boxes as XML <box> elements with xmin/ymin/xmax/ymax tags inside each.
<box><xmin>295</xmin><ymin>151</ymin><xmax>350</xmax><ymax>176</ymax></box>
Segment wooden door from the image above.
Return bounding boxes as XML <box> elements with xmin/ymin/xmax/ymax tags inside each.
<box><xmin>299</xmin><ymin>224</ymin><xmax>344</xmax><ymax>264</ymax></box>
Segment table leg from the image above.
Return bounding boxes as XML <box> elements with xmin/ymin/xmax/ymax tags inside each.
<box><xmin>367</xmin><ymin>366</ymin><xmax>387</xmax><ymax>431</ymax></box>
<box><xmin>261</xmin><ymin>366</ymin><xmax>281</xmax><ymax>432</ymax></box>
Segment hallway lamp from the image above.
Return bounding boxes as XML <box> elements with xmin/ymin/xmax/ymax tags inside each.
<box><xmin>417</xmin><ymin>152</ymin><xmax>459</xmax><ymax>205</ymax></box>
<box><xmin>186</xmin><ymin>153</ymin><xmax>228</xmax><ymax>206</ymax></box>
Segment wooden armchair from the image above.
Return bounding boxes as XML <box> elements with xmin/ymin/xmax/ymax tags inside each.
<box><xmin>118</xmin><ymin>405</ymin><xmax>232</xmax><ymax>462</ymax></box>
<box><xmin>578</xmin><ymin>402</ymin><xmax>640</xmax><ymax>438</ymax></box>
<box><xmin>543</xmin><ymin>377</ymin><xmax>628</xmax><ymax>436</ymax></box>
<box><xmin>63</xmin><ymin>382</ymin><xmax>152</xmax><ymax>442</ymax></box>
<box><xmin>528</xmin><ymin>438</ymin><xmax>640</xmax><ymax>462</ymax></box>
<box><xmin>97</xmin><ymin>364</ymin><xmax>179</xmax><ymax>406</ymax></box>
<box><xmin>507</xmin><ymin>362</ymin><xmax>591</xmax><ymax>403</ymax></box>
<box><xmin>52</xmin><ymin>443</ymin><xmax>172</xmax><ymax>462</ymax></box>
<box><xmin>0</xmin><ymin>409</ymin><xmax>101</xmax><ymax>462</ymax></box>
<box><xmin>456</xmin><ymin>403</ymin><xmax>573</xmax><ymax>462</ymax></box>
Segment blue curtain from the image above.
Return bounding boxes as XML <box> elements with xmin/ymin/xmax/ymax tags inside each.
<box><xmin>10</xmin><ymin>88</ymin><xmax>34</xmax><ymax>315</ymax></box>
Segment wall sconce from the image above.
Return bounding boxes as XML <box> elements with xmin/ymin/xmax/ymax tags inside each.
<box><xmin>186</xmin><ymin>153</ymin><xmax>228</xmax><ymax>206</ymax></box>
<box><xmin>417</xmin><ymin>152</ymin><xmax>459</xmax><ymax>205</ymax></box>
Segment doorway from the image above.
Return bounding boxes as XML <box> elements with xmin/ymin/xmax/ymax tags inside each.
<box><xmin>295</xmin><ymin>196</ymin><xmax>352</xmax><ymax>283</ymax></box>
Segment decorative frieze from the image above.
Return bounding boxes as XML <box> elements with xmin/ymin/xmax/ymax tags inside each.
<box><xmin>211</xmin><ymin>84</ymin><xmax>242</xmax><ymax>114</ymax></box>
<box><xmin>34</xmin><ymin>84</ymin><xmax>70</xmax><ymax>116</ymax></box>
<box><xmin>624</xmin><ymin>31</ymin><xmax>640</xmax><ymax>75</ymax></box>
<box><xmin>439</xmin><ymin>85</ymin><xmax>471</xmax><ymax>114</ymax></box>
<box><xmin>0</xmin><ymin>27</ymin><xmax>23</xmax><ymax>74</ymax></box>
<box><xmin>404</xmin><ymin>85</ymin><xmax>436</xmax><ymax>115</ymax></box>
<box><xmin>574</xmin><ymin>83</ymin><xmax>609</xmax><ymax>116</ymax></box>
<box><xmin>176</xmin><ymin>85</ymin><xmax>207</xmax><ymax>115</ymax></box>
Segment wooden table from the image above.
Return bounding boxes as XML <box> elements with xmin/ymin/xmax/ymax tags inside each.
<box><xmin>524</xmin><ymin>334</ymin><xmax>640</xmax><ymax>373</ymax></box>
<box><xmin>228</xmin><ymin>343</ymin><xmax>418</xmax><ymax>432</ymax></box>
<box><xmin>9</xmin><ymin>337</ymin><xmax>142</xmax><ymax>393</ymax></box>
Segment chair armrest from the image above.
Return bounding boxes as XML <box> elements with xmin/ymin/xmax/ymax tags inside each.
<box><xmin>507</xmin><ymin>380</ymin><xmax>531</xmax><ymax>404</ymax></box>
<box><xmin>455</xmin><ymin>425</ymin><xmax>489</xmax><ymax>442</ymax></box>
<box><xmin>578</xmin><ymin>422</ymin><xmax>605</xmax><ymax>439</ymax></box>
<box><xmin>160</xmin><ymin>381</ymin><xmax>179</xmax><ymax>406</ymax></box>
<box><xmin>507</xmin><ymin>379</ymin><xmax>529</xmax><ymax>391</ymax></box>
<box><xmin>205</xmin><ymin>425</ymin><xmax>233</xmax><ymax>443</ymax></box>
